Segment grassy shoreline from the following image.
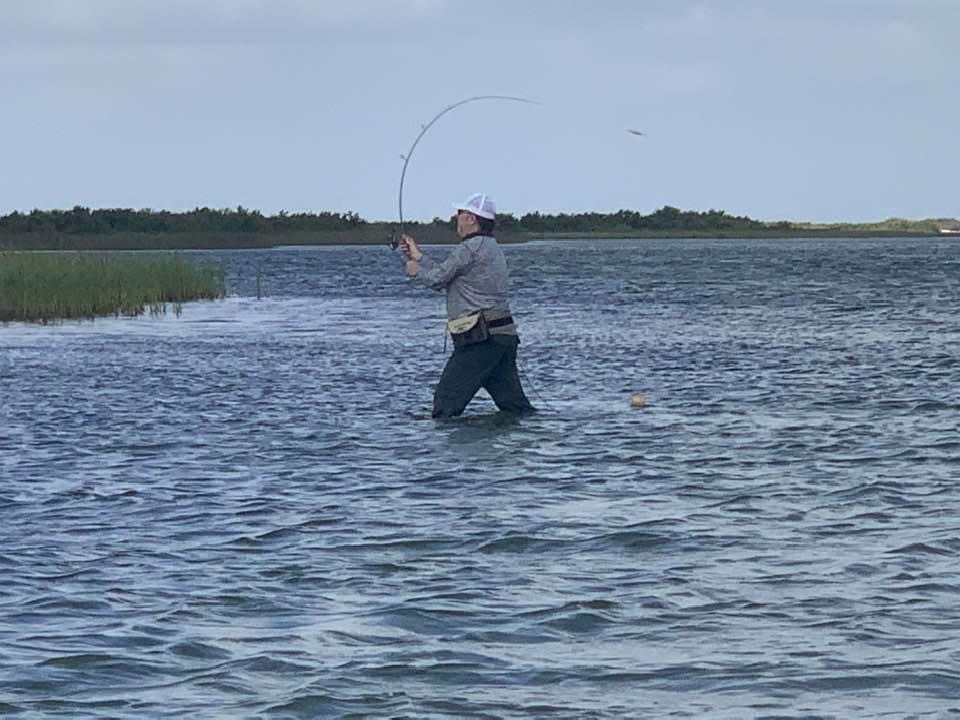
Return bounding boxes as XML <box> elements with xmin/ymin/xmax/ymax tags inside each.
<box><xmin>0</xmin><ymin>252</ymin><xmax>226</xmax><ymax>323</ymax></box>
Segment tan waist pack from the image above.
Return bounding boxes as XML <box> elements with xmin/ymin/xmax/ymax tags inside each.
<box><xmin>447</xmin><ymin>312</ymin><xmax>490</xmax><ymax>347</ymax></box>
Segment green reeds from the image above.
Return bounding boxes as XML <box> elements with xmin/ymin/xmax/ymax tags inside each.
<box><xmin>0</xmin><ymin>252</ymin><xmax>226</xmax><ymax>323</ymax></box>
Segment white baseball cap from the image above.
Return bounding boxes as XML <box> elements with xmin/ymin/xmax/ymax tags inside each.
<box><xmin>452</xmin><ymin>193</ymin><xmax>496</xmax><ymax>220</ymax></box>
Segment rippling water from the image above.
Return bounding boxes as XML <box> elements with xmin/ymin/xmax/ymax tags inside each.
<box><xmin>2</xmin><ymin>238</ymin><xmax>959</xmax><ymax>718</ymax></box>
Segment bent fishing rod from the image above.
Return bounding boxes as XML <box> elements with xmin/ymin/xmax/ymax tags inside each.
<box><xmin>389</xmin><ymin>95</ymin><xmax>538</xmax><ymax>250</ymax></box>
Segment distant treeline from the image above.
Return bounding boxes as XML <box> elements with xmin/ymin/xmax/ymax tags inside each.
<box><xmin>0</xmin><ymin>206</ymin><xmax>368</xmax><ymax>235</ymax></box>
<box><xmin>498</xmin><ymin>206</ymin><xmax>772</xmax><ymax>233</ymax></box>
<box><xmin>0</xmin><ymin>204</ymin><xmax>768</xmax><ymax>236</ymax></box>
<box><xmin>0</xmin><ymin>205</ymin><xmax>947</xmax><ymax>249</ymax></box>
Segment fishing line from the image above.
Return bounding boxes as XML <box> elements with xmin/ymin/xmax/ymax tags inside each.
<box><xmin>390</xmin><ymin>95</ymin><xmax>646</xmax><ymax>248</ymax></box>
<box><xmin>392</xmin><ymin>95</ymin><xmax>642</xmax><ymax>417</ymax></box>
<box><xmin>516</xmin><ymin>353</ymin><xmax>559</xmax><ymax>415</ymax></box>
<box><xmin>392</xmin><ymin>94</ymin><xmax>555</xmax><ymax>416</ymax></box>
<box><xmin>389</xmin><ymin>95</ymin><xmax>538</xmax><ymax>249</ymax></box>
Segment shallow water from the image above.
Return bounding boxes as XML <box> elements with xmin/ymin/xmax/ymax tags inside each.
<box><xmin>2</xmin><ymin>238</ymin><xmax>959</xmax><ymax>718</ymax></box>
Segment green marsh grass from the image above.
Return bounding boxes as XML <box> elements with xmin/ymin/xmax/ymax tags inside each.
<box><xmin>0</xmin><ymin>252</ymin><xmax>226</xmax><ymax>323</ymax></box>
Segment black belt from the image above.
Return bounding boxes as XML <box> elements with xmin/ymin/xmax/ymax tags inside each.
<box><xmin>487</xmin><ymin>315</ymin><xmax>514</xmax><ymax>328</ymax></box>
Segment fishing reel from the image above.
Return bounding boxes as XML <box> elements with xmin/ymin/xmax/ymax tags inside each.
<box><xmin>389</xmin><ymin>227</ymin><xmax>412</xmax><ymax>255</ymax></box>
<box><xmin>388</xmin><ymin>231</ymin><xmax>400</xmax><ymax>251</ymax></box>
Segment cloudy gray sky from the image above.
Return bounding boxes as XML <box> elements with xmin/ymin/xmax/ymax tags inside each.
<box><xmin>1</xmin><ymin>0</ymin><xmax>956</xmax><ymax>222</ymax></box>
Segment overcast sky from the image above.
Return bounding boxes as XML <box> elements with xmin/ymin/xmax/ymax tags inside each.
<box><xmin>1</xmin><ymin>0</ymin><xmax>957</xmax><ymax>222</ymax></box>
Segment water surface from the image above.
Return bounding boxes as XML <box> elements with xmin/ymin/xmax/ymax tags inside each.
<box><xmin>2</xmin><ymin>238</ymin><xmax>959</xmax><ymax>718</ymax></box>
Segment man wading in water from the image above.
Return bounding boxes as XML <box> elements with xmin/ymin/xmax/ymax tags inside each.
<box><xmin>399</xmin><ymin>193</ymin><xmax>535</xmax><ymax>418</ymax></box>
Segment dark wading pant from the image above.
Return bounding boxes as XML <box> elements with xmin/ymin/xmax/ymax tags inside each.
<box><xmin>433</xmin><ymin>335</ymin><xmax>536</xmax><ymax>418</ymax></box>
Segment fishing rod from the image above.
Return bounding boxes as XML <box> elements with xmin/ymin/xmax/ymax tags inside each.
<box><xmin>389</xmin><ymin>95</ymin><xmax>538</xmax><ymax>250</ymax></box>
